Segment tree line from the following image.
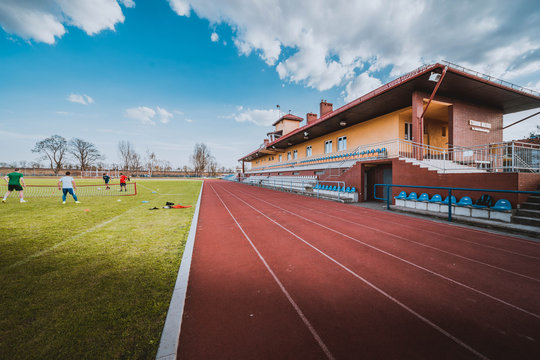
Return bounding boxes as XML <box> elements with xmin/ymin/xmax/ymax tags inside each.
<box><xmin>3</xmin><ymin>134</ymin><xmax>233</xmax><ymax>176</ymax></box>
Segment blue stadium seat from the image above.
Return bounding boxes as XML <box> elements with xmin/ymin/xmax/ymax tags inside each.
<box><xmin>417</xmin><ymin>193</ymin><xmax>429</xmax><ymax>202</ymax></box>
<box><xmin>406</xmin><ymin>192</ymin><xmax>418</xmax><ymax>200</ymax></box>
<box><xmin>441</xmin><ymin>195</ymin><xmax>457</xmax><ymax>205</ymax></box>
<box><xmin>345</xmin><ymin>186</ymin><xmax>351</xmax><ymax>192</ymax></box>
<box><xmin>332</xmin><ymin>186</ymin><xmax>337</xmax><ymax>191</ymax></box>
<box><xmin>395</xmin><ymin>191</ymin><xmax>407</xmax><ymax>199</ymax></box>
<box><xmin>428</xmin><ymin>194</ymin><xmax>442</xmax><ymax>203</ymax></box>
<box><xmin>473</xmin><ymin>194</ymin><xmax>494</xmax><ymax>209</ymax></box>
<box><xmin>456</xmin><ymin>196</ymin><xmax>473</xmax><ymax>207</ymax></box>
<box><xmin>491</xmin><ymin>199</ymin><xmax>512</xmax><ymax>211</ymax></box>
<box><xmin>351</xmin><ymin>187</ymin><xmax>356</xmax><ymax>193</ymax></box>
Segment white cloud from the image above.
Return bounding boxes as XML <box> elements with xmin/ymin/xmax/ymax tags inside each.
<box><xmin>125</xmin><ymin>106</ymin><xmax>156</xmax><ymax>125</ymax></box>
<box><xmin>233</xmin><ymin>108</ymin><xmax>279</xmax><ymax>126</ymax></box>
<box><xmin>210</xmin><ymin>31</ymin><xmax>219</xmax><ymax>42</ymax></box>
<box><xmin>156</xmin><ymin>106</ymin><xmax>173</xmax><ymax>124</ymax></box>
<box><xmin>0</xmin><ymin>2</ymin><xmax>65</xmax><ymax>44</ymax></box>
<box><xmin>125</xmin><ymin>105</ymin><xmax>174</xmax><ymax>125</ymax></box>
<box><xmin>343</xmin><ymin>72</ymin><xmax>383</xmax><ymax>103</ymax></box>
<box><xmin>119</xmin><ymin>0</ymin><xmax>135</xmax><ymax>8</ymax></box>
<box><xmin>168</xmin><ymin>0</ymin><xmax>540</xmax><ymax>101</ymax></box>
<box><xmin>168</xmin><ymin>0</ymin><xmax>190</xmax><ymax>16</ymax></box>
<box><xmin>67</xmin><ymin>93</ymin><xmax>95</xmax><ymax>105</ymax></box>
<box><xmin>0</xmin><ymin>0</ymin><xmax>130</xmax><ymax>43</ymax></box>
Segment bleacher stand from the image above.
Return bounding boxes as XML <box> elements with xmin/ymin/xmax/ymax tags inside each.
<box><xmin>242</xmin><ymin>175</ymin><xmax>358</xmax><ymax>202</ymax></box>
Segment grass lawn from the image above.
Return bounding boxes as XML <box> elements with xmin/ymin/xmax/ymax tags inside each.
<box><xmin>0</xmin><ymin>177</ymin><xmax>202</xmax><ymax>359</ymax></box>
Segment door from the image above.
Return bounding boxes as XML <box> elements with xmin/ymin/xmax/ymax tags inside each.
<box><xmin>366</xmin><ymin>164</ymin><xmax>392</xmax><ymax>201</ymax></box>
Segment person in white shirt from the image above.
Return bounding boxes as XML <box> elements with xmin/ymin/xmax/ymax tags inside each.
<box><xmin>58</xmin><ymin>171</ymin><xmax>80</xmax><ymax>204</ymax></box>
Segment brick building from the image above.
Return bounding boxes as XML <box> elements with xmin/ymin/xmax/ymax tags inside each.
<box><xmin>239</xmin><ymin>62</ymin><xmax>540</xmax><ymax>206</ymax></box>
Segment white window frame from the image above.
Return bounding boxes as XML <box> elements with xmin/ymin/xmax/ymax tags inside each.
<box><xmin>278</xmin><ymin>154</ymin><xmax>282</xmax><ymax>162</ymax></box>
<box><xmin>324</xmin><ymin>140</ymin><xmax>332</xmax><ymax>154</ymax></box>
<box><xmin>405</xmin><ymin>122</ymin><xmax>412</xmax><ymax>140</ymax></box>
<box><xmin>306</xmin><ymin>145</ymin><xmax>312</xmax><ymax>157</ymax></box>
<box><xmin>287</xmin><ymin>152</ymin><xmax>291</xmax><ymax>161</ymax></box>
<box><xmin>293</xmin><ymin>150</ymin><xmax>298</xmax><ymax>159</ymax></box>
<box><xmin>337</xmin><ymin>136</ymin><xmax>347</xmax><ymax>151</ymax></box>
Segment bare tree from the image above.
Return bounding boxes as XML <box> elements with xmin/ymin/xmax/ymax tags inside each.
<box><xmin>191</xmin><ymin>143</ymin><xmax>212</xmax><ymax>177</ymax></box>
<box><xmin>69</xmin><ymin>138</ymin><xmax>103</xmax><ymax>171</ymax></box>
<box><xmin>32</xmin><ymin>135</ymin><xmax>68</xmax><ymax>175</ymax></box>
<box><xmin>208</xmin><ymin>159</ymin><xmax>218</xmax><ymax>177</ymax></box>
<box><xmin>146</xmin><ymin>151</ymin><xmax>158</xmax><ymax>176</ymax></box>
<box><xmin>129</xmin><ymin>151</ymin><xmax>142</xmax><ymax>175</ymax></box>
<box><xmin>118</xmin><ymin>140</ymin><xmax>135</xmax><ymax>170</ymax></box>
<box><xmin>182</xmin><ymin>165</ymin><xmax>191</xmax><ymax>177</ymax></box>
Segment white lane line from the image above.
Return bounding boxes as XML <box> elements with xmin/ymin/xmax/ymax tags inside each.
<box><xmin>237</xmin><ymin>189</ymin><xmax>540</xmax><ymax>283</ymax></box>
<box><xmin>137</xmin><ymin>183</ymin><xmax>159</xmax><ymax>193</ymax></box>
<box><xmin>223</xmin><ymin>185</ymin><xmax>540</xmax><ymax>320</ymax></box>
<box><xmin>3</xmin><ymin>207</ymin><xmax>135</xmax><ymax>271</ymax></box>
<box><xmin>156</xmin><ymin>182</ymin><xmax>204</xmax><ymax>360</ymax></box>
<box><xmin>215</xmin><ymin>184</ymin><xmax>488</xmax><ymax>360</ymax></box>
<box><xmin>311</xmin><ymin>200</ymin><xmax>540</xmax><ymax>259</ymax></box>
<box><xmin>210</xmin><ymin>185</ymin><xmax>335</xmax><ymax>360</ymax></box>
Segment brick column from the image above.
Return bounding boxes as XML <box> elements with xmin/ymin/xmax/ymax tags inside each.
<box><xmin>412</xmin><ymin>91</ymin><xmax>424</xmax><ymax>160</ymax></box>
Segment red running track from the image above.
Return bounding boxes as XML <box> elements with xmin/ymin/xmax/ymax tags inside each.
<box><xmin>177</xmin><ymin>180</ymin><xmax>540</xmax><ymax>359</ymax></box>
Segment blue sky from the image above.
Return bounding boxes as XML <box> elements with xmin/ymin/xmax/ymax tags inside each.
<box><xmin>1</xmin><ymin>0</ymin><xmax>539</xmax><ymax>169</ymax></box>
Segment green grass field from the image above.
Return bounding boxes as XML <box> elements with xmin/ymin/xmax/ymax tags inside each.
<box><xmin>0</xmin><ymin>177</ymin><xmax>202</xmax><ymax>359</ymax></box>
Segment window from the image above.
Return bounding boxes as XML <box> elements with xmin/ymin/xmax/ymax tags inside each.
<box><xmin>292</xmin><ymin>172</ymin><xmax>300</xmax><ymax>175</ymax></box>
<box><xmin>279</xmin><ymin>154</ymin><xmax>282</xmax><ymax>162</ymax></box>
<box><xmin>293</xmin><ymin>150</ymin><xmax>298</xmax><ymax>159</ymax></box>
<box><xmin>404</xmin><ymin>122</ymin><xmax>412</xmax><ymax>140</ymax></box>
<box><xmin>315</xmin><ymin>170</ymin><xmax>325</xmax><ymax>175</ymax></box>
<box><xmin>287</xmin><ymin>152</ymin><xmax>291</xmax><ymax>160</ymax></box>
<box><xmin>325</xmin><ymin>140</ymin><xmax>332</xmax><ymax>153</ymax></box>
<box><xmin>306</xmin><ymin>145</ymin><xmax>312</xmax><ymax>157</ymax></box>
<box><xmin>442</xmin><ymin>126</ymin><xmax>447</xmax><ymax>137</ymax></box>
<box><xmin>337</xmin><ymin>136</ymin><xmax>347</xmax><ymax>151</ymax></box>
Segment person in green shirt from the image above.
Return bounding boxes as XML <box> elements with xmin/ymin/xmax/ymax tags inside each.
<box><xmin>2</xmin><ymin>168</ymin><xmax>26</xmax><ymax>203</ymax></box>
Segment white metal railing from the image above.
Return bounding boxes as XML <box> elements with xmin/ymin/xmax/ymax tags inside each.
<box><xmin>247</xmin><ymin>139</ymin><xmax>540</xmax><ymax>174</ymax></box>
<box><xmin>442</xmin><ymin>60</ymin><xmax>540</xmax><ymax>97</ymax></box>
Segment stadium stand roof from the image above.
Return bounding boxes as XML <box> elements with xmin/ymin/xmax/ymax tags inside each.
<box><xmin>240</xmin><ymin>61</ymin><xmax>540</xmax><ymax>162</ymax></box>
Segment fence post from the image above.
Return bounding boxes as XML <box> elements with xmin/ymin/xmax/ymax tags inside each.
<box><xmin>511</xmin><ymin>142</ymin><xmax>515</xmax><ymax>172</ymax></box>
<box><xmin>448</xmin><ymin>189</ymin><xmax>452</xmax><ymax>222</ymax></box>
<box><xmin>386</xmin><ymin>185</ymin><xmax>391</xmax><ymax>210</ymax></box>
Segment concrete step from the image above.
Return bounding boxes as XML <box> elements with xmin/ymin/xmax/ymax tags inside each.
<box><xmin>527</xmin><ymin>195</ymin><xmax>540</xmax><ymax>204</ymax></box>
<box><xmin>512</xmin><ymin>216</ymin><xmax>540</xmax><ymax>227</ymax></box>
<box><xmin>516</xmin><ymin>208</ymin><xmax>540</xmax><ymax>219</ymax></box>
<box><xmin>521</xmin><ymin>202</ymin><xmax>540</xmax><ymax>211</ymax></box>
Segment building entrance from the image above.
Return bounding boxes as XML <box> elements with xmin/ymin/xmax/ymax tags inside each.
<box><xmin>365</xmin><ymin>164</ymin><xmax>392</xmax><ymax>201</ymax></box>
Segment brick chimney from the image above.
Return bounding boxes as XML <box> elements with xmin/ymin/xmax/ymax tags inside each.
<box><xmin>320</xmin><ymin>100</ymin><xmax>333</xmax><ymax>117</ymax></box>
<box><xmin>263</xmin><ymin>139</ymin><xmax>269</xmax><ymax>147</ymax></box>
<box><xmin>306</xmin><ymin>112</ymin><xmax>318</xmax><ymax>125</ymax></box>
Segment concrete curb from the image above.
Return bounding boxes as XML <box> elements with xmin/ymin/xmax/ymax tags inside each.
<box><xmin>156</xmin><ymin>181</ymin><xmax>204</xmax><ymax>360</ymax></box>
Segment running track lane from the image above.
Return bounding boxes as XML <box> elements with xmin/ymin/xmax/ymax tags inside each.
<box><xmin>177</xmin><ymin>180</ymin><xmax>540</xmax><ymax>359</ymax></box>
